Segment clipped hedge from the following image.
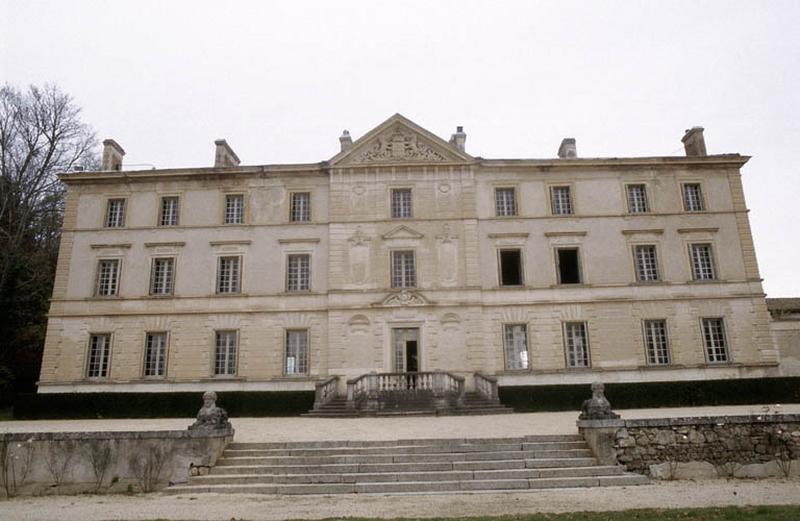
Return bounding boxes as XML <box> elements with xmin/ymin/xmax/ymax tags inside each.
<box><xmin>12</xmin><ymin>390</ymin><xmax>315</xmax><ymax>420</ymax></box>
<box><xmin>499</xmin><ymin>377</ymin><xmax>800</xmax><ymax>412</ymax></box>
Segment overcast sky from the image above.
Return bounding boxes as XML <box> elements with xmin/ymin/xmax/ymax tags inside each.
<box><xmin>2</xmin><ymin>0</ymin><xmax>798</xmax><ymax>296</ymax></box>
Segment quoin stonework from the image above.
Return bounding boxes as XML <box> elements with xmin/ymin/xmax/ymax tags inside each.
<box><xmin>38</xmin><ymin>114</ymin><xmax>792</xmax><ymax>395</ymax></box>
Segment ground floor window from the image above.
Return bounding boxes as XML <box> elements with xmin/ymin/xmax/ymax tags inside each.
<box><xmin>503</xmin><ymin>324</ymin><xmax>529</xmax><ymax>370</ymax></box>
<box><xmin>643</xmin><ymin>319</ymin><xmax>670</xmax><ymax>365</ymax></box>
<box><xmin>215</xmin><ymin>330</ymin><xmax>238</xmax><ymax>376</ymax></box>
<box><xmin>144</xmin><ymin>332</ymin><xmax>168</xmax><ymax>377</ymax></box>
<box><xmin>564</xmin><ymin>322</ymin><xmax>590</xmax><ymax>368</ymax></box>
<box><xmin>702</xmin><ymin>318</ymin><xmax>729</xmax><ymax>363</ymax></box>
<box><xmin>87</xmin><ymin>334</ymin><xmax>111</xmax><ymax>378</ymax></box>
<box><xmin>286</xmin><ymin>329</ymin><xmax>309</xmax><ymax>375</ymax></box>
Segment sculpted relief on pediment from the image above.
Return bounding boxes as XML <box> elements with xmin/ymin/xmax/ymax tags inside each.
<box><xmin>351</xmin><ymin>126</ymin><xmax>450</xmax><ymax>164</ymax></box>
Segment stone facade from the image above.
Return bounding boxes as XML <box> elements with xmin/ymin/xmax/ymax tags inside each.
<box><xmin>38</xmin><ymin>114</ymin><xmax>786</xmax><ymax>394</ymax></box>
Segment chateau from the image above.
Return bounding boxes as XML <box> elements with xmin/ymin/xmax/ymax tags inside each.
<box><xmin>38</xmin><ymin>114</ymin><xmax>785</xmax><ymax>397</ymax></box>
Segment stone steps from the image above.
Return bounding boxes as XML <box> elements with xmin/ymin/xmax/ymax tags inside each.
<box><xmin>303</xmin><ymin>392</ymin><xmax>515</xmax><ymax>417</ymax></box>
<box><xmin>166</xmin><ymin>434</ymin><xmax>647</xmax><ymax>495</ymax></box>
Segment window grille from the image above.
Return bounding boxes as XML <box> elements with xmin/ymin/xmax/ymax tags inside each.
<box><xmin>87</xmin><ymin>334</ymin><xmax>111</xmax><ymax>378</ymax></box>
<box><xmin>217</xmin><ymin>256</ymin><xmax>241</xmax><ymax>293</ymax></box>
<box><xmin>290</xmin><ymin>192</ymin><xmax>311</xmax><ymax>222</ymax></box>
<box><xmin>286</xmin><ymin>254</ymin><xmax>310</xmax><ymax>291</ymax></box>
<box><xmin>495</xmin><ymin>188</ymin><xmax>517</xmax><ymax>216</ymax></box>
<box><xmin>702</xmin><ymin>318</ymin><xmax>729</xmax><ymax>363</ymax></box>
<box><xmin>391</xmin><ymin>250</ymin><xmax>416</xmax><ymax>288</ymax></box>
<box><xmin>144</xmin><ymin>332</ymin><xmax>167</xmax><ymax>377</ymax></box>
<box><xmin>105</xmin><ymin>199</ymin><xmax>125</xmax><ymax>227</ymax></box>
<box><xmin>683</xmin><ymin>183</ymin><xmax>705</xmax><ymax>212</ymax></box>
<box><xmin>159</xmin><ymin>196</ymin><xmax>179</xmax><ymax>226</ymax></box>
<box><xmin>626</xmin><ymin>184</ymin><xmax>649</xmax><ymax>213</ymax></box>
<box><xmin>149</xmin><ymin>257</ymin><xmax>174</xmax><ymax>295</ymax></box>
<box><xmin>564</xmin><ymin>322</ymin><xmax>590</xmax><ymax>368</ymax></box>
<box><xmin>391</xmin><ymin>188</ymin><xmax>413</xmax><ymax>218</ymax></box>
<box><xmin>634</xmin><ymin>245</ymin><xmax>660</xmax><ymax>282</ymax></box>
<box><xmin>215</xmin><ymin>331</ymin><xmax>237</xmax><ymax>375</ymax></box>
<box><xmin>690</xmin><ymin>244</ymin><xmax>716</xmax><ymax>280</ymax></box>
<box><xmin>503</xmin><ymin>324</ymin><xmax>529</xmax><ymax>370</ymax></box>
<box><xmin>643</xmin><ymin>320</ymin><xmax>670</xmax><ymax>365</ymax></box>
<box><xmin>95</xmin><ymin>259</ymin><xmax>120</xmax><ymax>296</ymax></box>
<box><xmin>285</xmin><ymin>330</ymin><xmax>309</xmax><ymax>375</ymax></box>
<box><xmin>224</xmin><ymin>194</ymin><xmax>244</xmax><ymax>224</ymax></box>
<box><xmin>551</xmin><ymin>186</ymin><xmax>573</xmax><ymax>215</ymax></box>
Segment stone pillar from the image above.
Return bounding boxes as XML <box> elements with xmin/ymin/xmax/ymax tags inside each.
<box><xmin>366</xmin><ymin>371</ymin><xmax>380</xmax><ymax>412</ymax></box>
<box><xmin>339</xmin><ymin>130</ymin><xmax>353</xmax><ymax>152</ymax></box>
<box><xmin>432</xmin><ymin>371</ymin><xmax>448</xmax><ymax>410</ymax></box>
<box><xmin>577</xmin><ymin>418</ymin><xmax>625</xmax><ymax>465</ymax></box>
<box><xmin>449</xmin><ymin>126</ymin><xmax>466</xmax><ymax>152</ymax></box>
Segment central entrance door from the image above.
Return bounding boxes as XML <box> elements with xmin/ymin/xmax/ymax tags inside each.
<box><xmin>392</xmin><ymin>328</ymin><xmax>420</xmax><ymax>372</ymax></box>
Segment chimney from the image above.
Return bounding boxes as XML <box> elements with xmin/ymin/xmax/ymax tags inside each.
<box><xmin>214</xmin><ymin>139</ymin><xmax>241</xmax><ymax>167</ymax></box>
<box><xmin>558</xmin><ymin>138</ymin><xmax>577</xmax><ymax>159</ymax></box>
<box><xmin>449</xmin><ymin>126</ymin><xmax>466</xmax><ymax>152</ymax></box>
<box><xmin>101</xmin><ymin>139</ymin><xmax>125</xmax><ymax>171</ymax></box>
<box><xmin>339</xmin><ymin>130</ymin><xmax>353</xmax><ymax>152</ymax></box>
<box><xmin>682</xmin><ymin>127</ymin><xmax>707</xmax><ymax>157</ymax></box>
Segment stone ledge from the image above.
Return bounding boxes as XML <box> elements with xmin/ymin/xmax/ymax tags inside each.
<box><xmin>0</xmin><ymin>427</ymin><xmax>233</xmax><ymax>442</ymax></box>
<box><xmin>620</xmin><ymin>413</ymin><xmax>800</xmax><ymax>428</ymax></box>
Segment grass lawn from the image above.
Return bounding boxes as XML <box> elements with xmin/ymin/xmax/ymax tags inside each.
<box><xmin>197</xmin><ymin>508</ymin><xmax>800</xmax><ymax>521</ymax></box>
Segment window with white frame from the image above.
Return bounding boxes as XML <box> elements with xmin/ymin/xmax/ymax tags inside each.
<box><xmin>286</xmin><ymin>254</ymin><xmax>310</xmax><ymax>292</ymax></box>
<box><xmin>105</xmin><ymin>199</ymin><xmax>126</xmax><ymax>227</ymax></box>
<box><xmin>495</xmin><ymin>187</ymin><xmax>517</xmax><ymax>217</ymax></box>
<box><xmin>702</xmin><ymin>318</ymin><xmax>729</xmax><ymax>363</ymax></box>
<box><xmin>682</xmin><ymin>183</ymin><xmax>705</xmax><ymax>212</ymax></box>
<box><xmin>550</xmin><ymin>186</ymin><xmax>573</xmax><ymax>215</ymax></box>
<box><xmin>143</xmin><ymin>332</ymin><xmax>168</xmax><ymax>377</ymax></box>
<box><xmin>503</xmin><ymin>324</ymin><xmax>529</xmax><ymax>370</ymax></box>
<box><xmin>564</xmin><ymin>322</ymin><xmax>590</xmax><ymax>368</ymax></box>
<box><xmin>159</xmin><ymin>196</ymin><xmax>179</xmax><ymax>226</ymax></box>
<box><xmin>87</xmin><ymin>334</ymin><xmax>111</xmax><ymax>378</ymax></box>
<box><xmin>216</xmin><ymin>256</ymin><xmax>241</xmax><ymax>293</ymax></box>
<box><xmin>214</xmin><ymin>330</ymin><xmax>237</xmax><ymax>376</ymax></box>
<box><xmin>626</xmin><ymin>184</ymin><xmax>649</xmax><ymax>213</ymax></box>
<box><xmin>95</xmin><ymin>259</ymin><xmax>120</xmax><ymax>296</ymax></box>
<box><xmin>149</xmin><ymin>257</ymin><xmax>175</xmax><ymax>295</ymax></box>
<box><xmin>224</xmin><ymin>194</ymin><xmax>244</xmax><ymax>224</ymax></box>
<box><xmin>285</xmin><ymin>329</ymin><xmax>309</xmax><ymax>375</ymax></box>
<box><xmin>391</xmin><ymin>188</ymin><xmax>413</xmax><ymax>218</ymax></box>
<box><xmin>391</xmin><ymin>250</ymin><xmax>416</xmax><ymax>288</ymax></box>
<box><xmin>643</xmin><ymin>319</ymin><xmax>670</xmax><ymax>365</ymax></box>
<box><xmin>690</xmin><ymin>243</ymin><xmax>716</xmax><ymax>280</ymax></box>
<box><xmin>634</xmin><ymin>245</ymin><xmax>660</xmax><ymax>282</ymax></box>
<box><xmin>290</xmin><ymin>192</ymin><xmax>311</xmax><ymax>222</ymax></box>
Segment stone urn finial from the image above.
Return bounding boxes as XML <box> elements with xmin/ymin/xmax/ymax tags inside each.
<box><xmin>579</xmin><ymin>382</ymin><xmax>620</xmax><ymax>420</ymax></box>
<box><xmin>189</xmin><ymin>391</ymin><xmax>232</xmax><ymax>433</ymax></box>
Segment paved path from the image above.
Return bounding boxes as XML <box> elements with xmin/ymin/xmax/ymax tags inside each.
<box><xmin>3</xmin><ymin>479</ymin><xmax>800</xmax><ymax>520</ymax></box>
<box><xmin>2</xmin><ymin>404</ymin><xmax>799</xmax><ymax>442</ymax></box>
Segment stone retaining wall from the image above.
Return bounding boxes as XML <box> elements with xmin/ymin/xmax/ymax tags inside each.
<box><xmin>0</xmin><ymin>428</ymin><xmax>232</xmax><ymax>497</ymax></box>
<box><xmin>579</xmin><ymin>413</ymin><xmax>800</xmax><ymax>479</ymax></box>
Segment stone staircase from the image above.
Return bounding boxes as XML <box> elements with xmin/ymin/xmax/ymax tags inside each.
<box><xmin>166</xmin><ymin>435</ymin><xmax>647</xmax><ymax>495</ymax></box>
<box><xmin>304</xmin><ymin>392</ymin><xmax>514</xmax><ymax>417</ymax></box>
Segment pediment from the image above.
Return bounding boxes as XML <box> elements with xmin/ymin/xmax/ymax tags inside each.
<box><xmin>376</xmin><ymin>290</ymin><xmax>432</xmax><ymax>307</ymax></box>
<box><xmin>382</xmin><ymin>225</ymin><xmax>424</xmax><ymax>240</ymax></box>
<box><xmin>330</xmin><ymin>114</ymin><xmax>473</xmax><ymax>166</ymax></box>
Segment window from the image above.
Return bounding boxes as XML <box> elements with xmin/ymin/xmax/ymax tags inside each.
<box><xmin>159</xmin><ymin>196</ymin><xmax>179</xmax><ymax>226</ymax></box>
<box><xmin>682</xmin><ymin>183</ymin><xmax>705</xmax><ymax>212</ymax></box>
<box><xmin>285</xmin><ymin>330</ymin><xmax>309</xmax><ymax>375</ymax></box>
<box><xmin>214</xmin><ymin>331</ymin><xmax>237</xmax><ymax>376</ymax></box>
<box><xmin>391</xmin><ymin>188</ymin><xmax>413</xmax><ymax>218</ymax></box>
<box><xmin>149</xmin><ymin>257</ymin><xmax>175</xmax><ymax>295</ymax></box>
<box><xmin>495</xmin><ymin>188</ymin><xmax>517</xmax><ymax>217</ymax></box>
<box><xmin>702</xmin><ymin>318</ymin><xmax>729</xmax><ymax>363</ymax></box>
<box><xmin>87</xmin><ymin>334</ymin><xmax>111</xmax><ymax>378</ymax></box>
<box><xmin>95</xmin><ymin>259</ymin><xmax>120</xmax><ymax>296</ymax></box>
<box><xmin>550</xmin><ymin>186</ymin><xmax>573</xmax><ymax>215</ymax></box>
<box><xmin>286</xmin><ymin>254</ymin><xmax>310</xmax><ymax>292</ymax></box>
<box><xmin>634</xmin><ymin>245</ymin><xmax>660</xmax><ymax>282</ymax></box>
<box><xmin>391</xmin><ymin>250</ymin><xmax>416</xmax><ymax>288</ymax></box>
<box><xmin>105</xmin><ymin>199</ymin><xmax>125</xmax><ymax>227</ymax></box>
<box><xmin>626</xmin><ymin>184</ymin><xmax>649</xmax><ymax>213</ymax></box>
<box><xmin>224</xmin><ymin>194</ymin><xmax>244</xmax><ymax>224</ymax></box>
<box><xmin>556</xmin><ymin>248</ymin><xmax>581</xmax><ymax>284</ymax></box>
<box><xmin>503</xmin><ymin>324</ymin><xmax>529</xmax><ymax>370</ymax></box>
<box><xmin>643</xmin><ymin>320</ymin><xmax>670</xmax><ymax>365</ymax></box>
<box><xmin>290</xmin><ymin>192</ymin><xmax>311</xmax><ymax>222</ymax></box>
<box><xmin>499</xmin><ymin>249</ymin><xmax>523</xmax><ymax>286</ymax></box>
<box><xmin>690</xmin><ymin>243</ymin><xmax>716</xmax><ymax>280</ymax></box>
<box><xmin>564</xmin><ymin>322</ymin><xmax>590</xmax><ymax>368</ymax></box>
<box><xmin>143</xmin><ymin>332</ymin><xmax>168</xmax><ymax>377</ymax></box>
<box><xmin>216</xmin><ymin>256</ymin><xmax>241</xmax><ymax>293</ymax></box>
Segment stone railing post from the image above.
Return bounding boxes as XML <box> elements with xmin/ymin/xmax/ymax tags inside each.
<box><xmin>576</xmin><ymin>382</ymin><xmax>623</xmax><ymax>466</ymax></box>
<box><xmin>346</xmin><ymin>380</ymin><xmax>355</xmax><ymax>409</ymax></box>
<box><xmin>456</xmin><ymin>377</ymin><xmax>466</xmax><ymax>407</ymax></box>
<box><xmin>432</xmin><ymin>370</ymin><xmax>448</xmax><ymax>410</ymax></box>
<box><xmin>366</xmin><ymin>371</ymin><xmax>380</xmax><ymax>411</ymax></box>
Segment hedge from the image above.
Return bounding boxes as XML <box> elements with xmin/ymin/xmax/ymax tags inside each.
<box><xmin>499</xmin><ymin>377</ymin><xmax>800</xmax><ymax>412</ymax></box>
<box><xmin>12</xmin><ymin>390</ymin><xmax>315</xmax><ymax>420</ymax></box>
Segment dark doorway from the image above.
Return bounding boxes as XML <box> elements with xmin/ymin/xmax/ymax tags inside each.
<box><xmin>406</xmin><ymin>340</ymin><xmax>419</xmax><ymax>372</ymax></box>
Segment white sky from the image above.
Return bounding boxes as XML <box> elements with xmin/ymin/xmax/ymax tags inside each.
<box><xmin>2</xmin><ymin>0</ymin><xmax>798</xmax><ymax>296</ymax></box>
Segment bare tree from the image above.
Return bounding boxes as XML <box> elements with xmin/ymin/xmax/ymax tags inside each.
<box><xmin>0</xmin><ymin>84</ymin><xmax>98</xmax><ymax>400</ymax></box>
